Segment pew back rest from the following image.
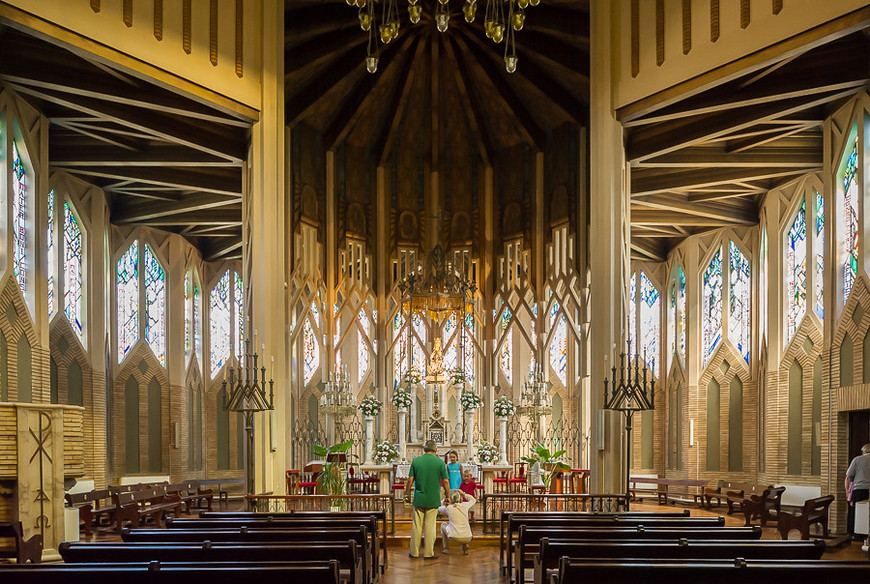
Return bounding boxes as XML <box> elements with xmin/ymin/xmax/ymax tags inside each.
<box><xmin>776</xmin><ymin>484</ymin><xmax>823</xmax><ymax>508</ymax></box>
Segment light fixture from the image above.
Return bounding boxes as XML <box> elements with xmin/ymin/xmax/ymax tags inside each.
<box><xmin>321</xmin><ymin>364</ymin><xmax>358</xmax><ymax>437</ymax></box>
<box><xmin>350</xmin><ymin>0</ymin><xmax>538</xmax><ymax>74</ymax></box>
<box><xmin>517</xmin><ymin>362</ymin><xmax>552</xmax><ymax>430</ymax></box>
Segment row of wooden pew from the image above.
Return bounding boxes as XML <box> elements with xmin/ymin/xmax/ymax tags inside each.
<box><xmin>500</xmin><ymin>510</ymin><xmax>870</xmax><ymax>584</ymax></box>
<box><xmin>0</xmin><ymin>510</ymin><xmax>387</xmax><ymax>584</ymax></box>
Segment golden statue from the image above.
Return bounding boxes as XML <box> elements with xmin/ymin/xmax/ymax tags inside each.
<box><xmin>427</xmin><ymin>338</ymin><xmax>446</xmax><ymax>380</ymax></box>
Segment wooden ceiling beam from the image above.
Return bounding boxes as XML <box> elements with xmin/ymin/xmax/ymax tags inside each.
<box><xmin>632</xmin><ymin>198</ymin><xmax>757</xmax><ymax>225</ymax></box>
<box><xmin>113</xmin><ymin>193</ymin><xmax>241</xmax><ymax>223</ymax></box>
<box><xmin>64</xmin><ymin>166</ymin><xmax>242</xmax><ymax>197</ymax></box>
<box><xmin>508</xmin><ymin>28</ymin><xmax>590</xmax><ymax>76</ymax></box>
<box><xmin>445</xmin><ymin>35</ymin><xmax>493</xmax><ymax>167</ymax></box>
<box><xmin>51</xmin><ymin>144</ymin><xmax>239</xmax><ymax>167</ymax></box>
<box><xmin>631</xmin><ymin>166</ymin><xmax>810</xmax><ymax>196</ymax></box>
<box><xmin>376</xmin><ymin>37</ymin><xmax>428</xmax><ymax>166</ymax></box>
<box><xmin>144</xmin><ymin>210</ymin><xmax>241</xmax><ymax>226</ymax></box>
<box><xmin>204</xmin><ymin>236</ymin><xmax>244</xmax><ymax>262</ymax></box>
<box><xmin>631</xmin><ymin>211</ymin><xmax>748</xmax><ymax>226</ymax></box>
<box><xmin>635</xmin><ymin>145</ymin><xmax>820</xmax><ymax>168</ymax></box>
<box><xmin>725</xmin><ymin>123</ymin><xmax>820</xmax><ymax>153</ymax></box>
<box><xmin>630</xmin><ymin>238</ymin><xmax>666</xmax><ymax>262</ymax></box>
<box><xmin>52</xmin><ymin>119</ymin><xmax>143</xmax><ymax>151</ymax></box>
<box><xmin>286</xmin><ymin>22</ymin><xmax>364</xmax><ymax>68</ymax></box>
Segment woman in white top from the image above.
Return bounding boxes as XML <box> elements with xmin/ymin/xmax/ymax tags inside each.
<box><xmin>438</xmin><ymin>489</ymin><xmax>476</xmax><ymax>554</ymax></box>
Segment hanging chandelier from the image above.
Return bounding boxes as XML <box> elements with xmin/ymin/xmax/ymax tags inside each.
<box><xmin>398</xmin><ymin>244</ymin><xmax>476</xmax><ymax>321</ymax></box>
<box><xmin>346</xmin><ymin>0</ymin><xmax>541</xmax><ymax>74</ymax></box>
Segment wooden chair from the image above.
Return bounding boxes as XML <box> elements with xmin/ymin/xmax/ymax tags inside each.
<box><xmin>493</xmin><ymin>469</ymin><xmax>509</xmax><ymax>493</ymax></box>
<box><xmin>743</xmin><ymin>486</ymin><xmax>786</xmax><ymax>527</ymax></box>
<box><xmin>300</xmin><ymin>463</ymin><xmax>322</xmax><ymax>494</ymax></box>
<box><xmin>778</xmin><ymin>494</ymin><xmax>835</xmax><ymax>540</ymax></box>
<box><xmin>286</xmin><ymin>469</ymin><xmax>301</xmax><ymax>494</ymax></box>
<box><xmin>509</xmin><ymin>463</ymin><xmax>527</xmax><ymax>492</ymax></box>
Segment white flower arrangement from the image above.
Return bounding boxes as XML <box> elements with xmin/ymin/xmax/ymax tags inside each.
<box><xmin>358</xmin><ymin>395</ymin><xmax>383</xmax><ymax>417</ymax></box>
<box><xmin>403</xmin><ymin>368</ymin><xmax>422</xmax><ymax>385</ymax></box>
<box><xmin>476</xmin><ymin>440</ymin><xmax>498</xmax><ymax>464</ymax></box>
<box><xmin>390</xmin><ymin>387</ymin><xmax>413</xmax><ymax>409</ymax></box>
<box><xmin>460</xmin><ymin>390</ymin><xmax>483</xmax><ymax>412</ymax></box>
<box><xmin>451</xmin><ymin>368</ymin><xmax>466</xmax><ymax>386</ymax></box>
<box><xmin>493</xmin><ymin>396</ymin><xmax>517</xmax><ymax>417</ymax></box>
<box><xmin>373</xmin><ymin>440</ymin><xmax>400</xmax><ymax>465</ymax></box>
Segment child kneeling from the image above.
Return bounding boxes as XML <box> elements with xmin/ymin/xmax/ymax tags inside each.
<box><xmin>438</xmin><ymin>489</ymin><xmax>476</xmax><ymax>555</ymax></box>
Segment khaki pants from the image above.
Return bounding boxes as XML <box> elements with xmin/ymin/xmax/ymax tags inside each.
<box><xmin>410</xmin><ymin>506</ymin><xmax>439</xmax><ymax>558</ymax></box>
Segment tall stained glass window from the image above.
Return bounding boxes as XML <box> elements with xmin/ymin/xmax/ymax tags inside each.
<box><xmin>444</xmin><ymin>313</ymin><xmax>458</xmax><ymax>375</ymax></box>
<box><xmin>333</xmin><ymin>303</ymin><xmax>342</xmax><ymax>371</ymax></box>
<box><xmin>117</xmin><ymin>240</ymin><xmax>139</xmax><ymax>363</ymax></box>
<box><xmin>463</xmin><ymin>311</ymin><xmax>475</xmax><ymax>386</ymax></box>
<box><xmin>677</xmin><ymin>265</ymin><xmax>686</xmax><ymax>361</ymax></box>
<box><xmin>549</xmin><ymin>301</ymin><xmax>567</xmax><ymax>385</ymax></box>
<box><xmin>815</xmin><ymin>189</ymin><xmax>825</xmax><ymax>318</ymax></box>
<box><xmin>358</xmin><ymin>311</ymin><xmax>371</xmax><ymax>384</ymax></box>
<box><xmin>786</xmin><ymin>197</ymin><xmax>807</xmax><ymax>344</ymax></box>
<box><xmin>193</xmin><ymin>279</ymin><xmax>201</xmax><ymax>359</ymax></box>
<box><xmin>639</xmin><ymin>271</ymin><xmax>661</xmax><ymax>376</ymax></box>
<box><xmin>12</xmin><ymin>141</ymin><xmax>27</xmax><ymax>295</ymax></box>
<box><xmin>64</xmin><ymin>202</ymin><xmax>84</xmax><ymax>339</ymax></box>
<box><xmin>668</xmin><ymin>274</ymin><xmax>676</xmax><ymax>364</ymax></box>
<box><xmin>412</xmin><ymin>311</ymin><xmax>426</xmax><ymax>371</ymax></box>
<box><xmin>702</xmin><ymin>248</ymin><xmax>723</xmax><ymax>366</ymax></box>
<box><xmin>500</xmin><ymin>308</ymin><xmax>513</xmax><ymax>385</ymax></box>
<box><xmin>210</xmin><ymin>271</ymin><xmax>231</xmax><ymax>377</ymax></box>
<box><xmin>303</xmin><ymin>302</ymin><xmax>320</xmax><ymax>386</ymax></box>
<box><xmin>48</xmin><ymin>190</ymin><xmax>55</xmax><ymax>318</ymax></box>
<box><xmin>393</xmin><ymin>311</ymin><xmax>408</xmax><ymax>384</ymax></box>
<box><xmin>628</xmin><ymin>274</ymin><xmax>637</xmax><ymax>356</ymax></box>
<box><xmin>143</xmin><ymin>245</ymin><xmax>166</xmax><ymax>367</ymax></box>
<box><xmin>234</xmin><ymin>272</ymin><xmax>244</xmax><ymax>359</ymax></box>
<box><xmin>184</xmin><ymin>271</ymin><xmax>192</xmax><ymax>357</ymax></box>
<box><xmin>529</xmin><ymin>304</ymin><xmax>538</xmax><ymax>372</ymax></box>
<box><xmin>729</xmin><ymin>241</ymin><xmax>751</xmax><ymax>363</ymax></box>
<box><xmin>843</xmin><ymin>137</ymin><xmax>859</xmax><ymax>303</ymax></box>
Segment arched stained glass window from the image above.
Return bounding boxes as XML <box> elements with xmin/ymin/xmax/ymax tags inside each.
<box><xmin>463</xmin><ymin>311</ymin><xmax>475</xmax><ymax>387</ymax></box>
<box><xmin>48</xmin><ymin>190</ymin><xmax>55</xmax><ymax>318</ymax></box>
<box><xmin>529</xmin><ymin>304</ymin><xmax>538</xmax><ymax>372</ymax></box>
<box><xmin>358</xmin><ymin>310</ymin><xmax>370</xmax><ymax>384</ymax></box>
<box><xmin>234</xmin><ymin>271</ymin><xmax>244</xmax><ymax>359</ymax></box>
<box><xmin>393</xmin><ymin>311</ymin><xmax>408</xmax><ymax>384</ymax></box>
<box><xmin>210</xmin><ymin>271</ymin><xmax>231</xmax><ymax>377</ymax></box>
<box><xmin>193</xmin><ymin>279</ymin><xmax>201</xmax><ymax>359</ymax></box>
<box><xmin>12</xmin><ymin>141</ymin><xmax>28</xmax><ymax>295</ymax></box>
<box><xmin>729</xmin><ymin>241</ymin><xmax>751</xmax><ymax>364</ymax></box>
<box><xmin>64</xmin><ymin>202</ymin><xmax>84</xmax><ymax>340</ymax></box>
<box><xmin>815</xmin><ymin>189</ymin><xmax>824</xmax><ymax>319</ymax></box>
<box><xmin>184</xmin><ymin>271</ymin><xmax>191</xmax><ymax>357</ymax></box>
<box><xmin>786</xmin><ymin>197</ymin><xmax>807</xmax><ymax>344</ymax></box>
<box><xmin>117</xmin><ymin>240</ymin><xmax>139</xmax><ymax>363</ymax></box>
<box><xmin>549</xmin><ymin>301</ymin><xmax>567</xmax><ymax>385</ymax></box>
<box><xmin>843</xmin><ymin>137</ymin><xmax>859</xmax><ymax>303</ymax></box>
<box><xmin>702</xmin><ymin>248</ymin><xmax>723</xmax><ymax>366</ymax></box>
<box><xmin>677</xmin><ymin>265</ymin><xmax>686</xmax><ymax>361</ymax></box>
<box><xmin>639</xmin><ymin>271</ymin><xmax>661</xmax><ymax>376</ymax></box>
<box><xmin>500</xmin><ymin>308</ymin><xmax>512</xmax><ymax>385</ymax></box>
<box><xmin>303</xmin><ymin>302</ymin><xmax>320</xmax><ymax>386</ymax></box>
<box><xmin>143</xmin><ymin>245</ymin><xmax>166</xmax><ymax>367</ymax></box>
<box><xmin>333</xmin><ymin>303</ymin><xmax>342</xmax><ymax>371</ymax></box>
<box><xmin>668</xmin><ymin>274</ymin><xmax>676</xmax><ymax>365</ymax></box>
<box><xmin>628</xmin><ymin>273</ymin><xmax>637</xmax><ymax>356</ymax></box>
<box><xmin>412</xmin><ymin>311</ymin><xmax>426</xmax><ymax>371</ymax></box>
<box><xmin>444</xmin><ymin>313</ymin><xmax>458</xmax><ymax>375</ymax></box>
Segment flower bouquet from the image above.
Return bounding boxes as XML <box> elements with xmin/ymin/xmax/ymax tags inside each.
<box><xmin>451</xmin><ymin>368</ymin><xmax>466</xmax><ymax>386</ymax></box>
<box><xmin>390</xmin><ymin>387</ymin><xmax>413</xmax><ymax>409</ymax></box>
<box><xmin>460</xmin><ymin>390</ymin><xmax>483</xmax><ymax>412</ymax></box>
<box><xmin>403</xmin><ymin>368</ymin><xmax>422</xmax><ymax>385</ymax></box>
<box><xmin>477</xmin><ymin>440</ymin><xmax>498</xmax><ymax>464</ymax></box>
<box><xmin>358</xmin><ymin>395</ymin><xmax>383</xmax><ymax>417</ymax></box>
<box><xmin>493</xmin><ymin>396</ymin><xmax>517</xmax><ymax>417</ymax></box>
<box><xmin>373</xmin><ymin>440</ymin><xmax>399</xmax><ymax>465</ymax></box>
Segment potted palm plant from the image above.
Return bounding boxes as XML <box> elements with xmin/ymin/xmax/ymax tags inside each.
<box><xmin>520</xmin><ymin>442</ymin><xmax>571</xmax><ymax>490</ymax></box>
<box><xmin>312</xmin><ymin>439</ymin><xmax>356</xmax><ymax>510</ymax></box>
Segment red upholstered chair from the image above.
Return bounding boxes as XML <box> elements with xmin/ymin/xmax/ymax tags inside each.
<box><xmin>492</xmin><ymin>470</ymin><xmax>509</xmax><ymax>493</ymax></box>
<box><xmin>299</xmin><ymin>463</ymin><xmax>322</xmax><ymax>494</ymax></box>
<box><xmin>509</xmin><ymin>463</ymin><xmax>527</xmax><ymax>492</ymax></box>
<box><xmin>285</xmin><ymin>469</ymin><xmax>300</xmax><ymax>494</ymax></box>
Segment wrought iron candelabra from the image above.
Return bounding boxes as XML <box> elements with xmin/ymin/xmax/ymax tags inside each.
<box><xmin>321</xmin><ymin>364</ymin><xmax>357</xmax><ymax>440</ymax></box>
<box><xmin>518</xmin><ymin>362</ymin><xmax>552</xmax><ymax>440</ymax></box>
<box><xmin>603</xmin><ymin>343</ymin><xmax>655</xmax><ymax>510</ymax></box>
<box><xmin>222</xmin><ymin>340</ymin><xmax>274</xmax><ymax>507</ymax></box>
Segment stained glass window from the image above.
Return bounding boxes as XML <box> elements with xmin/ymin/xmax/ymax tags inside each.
<box><xmin>64</xmin><ymin>202</ymin><xmax>83</xmax><ymax>340</ymax></box>
<box><xmin>12</xmin><ymin>142</ymin><xmax>27</xmax><ymax>295</ymax></box>
<box><xmin>549</xmin><ymin>301</ymin><xmax>567</xmax><ymax>385</ymax></box>
<box><xmin>234</xmin><ymin>272</ymin><xmax>244</xmax><ymax>360</ymax></box>
<box><xmin>393</xmin><ymin>311</ymin><xmax>408</xmax><ymax>384</ymax></box>
<box><xmin>333</xmin><ymin>303</ymin><xmax>342</xmax><ymax>371</ymax></box>
<box><xmin>117</xmin><ymin>240</ymin><xmax>139</xmax><ymax>363</ymax></box>
<box><xmin>412</xmin><ymin>311</ymin><xmax>426</xmax><ymax>371</ymax></box>
<box><xmin>463</xmin><ymin>311</ymin><xmax>475</xmax><ymax>386</ymax></box>
<box><xmin>677</xmin><ymin>265</ymin><xmax>686</xmax><ymax>361</ymax></box>
<box><xmin>184</xmin><ymin>271</ymin><xmax>191</xmax><ymax>357</ymax></box>
<box><xmin>530</xmin><ymin>304</ymin><xmax>538</xmax><ymax>372</ymax></box>
<box><xmin>48</xmin><ymin>190</ymin><xmax>55</xmax><ymax>318</ymax></box>
<box><xmin>786</xmin><ymin>197</ymin><xmax>807</xmax><ymax>344</ymax></box>
<box><xmin>358</xmin><ymin>310</ymin><xmax>370</xmax><ymax>384</ymax></box>
<box><xmin>729</xmin><ymin>241</ymin><xmax>751</xmax><ymax>363</ymax></box>
<box><xmin>815</xmin><ymin>189</ymin><xmax>824</xmax><ymax>319</ymax></box>
<box><xmin>193</xmin><ymin>279</ymin><xmax>201</xmax><ymax>359</ymax></box>
<box><xmin>500</xmin><ymin>308</ymin><xmax>513</xmax><ymax>385</ymax></box>
<box><xmin>702</xmin><ymin>248</ymin><xmax>722</xmax><ymax>366</ymax></box>
<box><xmin>843</xmin><ymin>137</ymin><xmax>859</xmax><ymax>304</ymax></box>
<box><xmin>668</xmin><ymin>274</ymin><xmax>676</xmax><ymax>364</ymax></box>
<box><xmin>444</xmin><ymin>313</ymin><xmax>458</xmax><ymax>375</ymax></box>
<box><xmin>639</xmin><ymin>271</ymin><xmax>661</xmax><ymax>376</ymax></box>
<box><xmin>631</xmin><ymin>275</ymin><xmax>638</xmax><ymax>348</ymax></box>
<box><xmin>303</xmin><ymin>302</ymin><xmax>320</xmax><ymax>386</ymax></box>
<box><xmin>210</xmin><ymin>271</ymin><xmax>231</xmax><ymax>378</ymax></box>
<box><xmin>143</xmin><ymin>245</ymin><xmax>166</xmax><ymax>367</ymax></box>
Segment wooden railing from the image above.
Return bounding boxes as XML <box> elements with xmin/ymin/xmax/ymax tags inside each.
<box><xmin>245</xmin><ymin>493</ymin><xmax>395</xmax><ymax>534</ymax></box>
<box><xmin>480</xmin><ymin>493</ymin><xmax>630</xmax><ymax>533</ymax></box>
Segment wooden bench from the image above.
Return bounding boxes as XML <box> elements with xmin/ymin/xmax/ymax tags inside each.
<box><xmin>199</xmin><ymin>477</ymin><xmax>245</xmax><ymax>503</ymax></box>
<box><xmin>778</xmin><ymin>495</ymin><xmax>835</xmax><ymax>540</ymax></box>
<box><xmin>533</xmin><ymin>538</ymin><xmax>826</xmax><ymax>584</ymax></box>
<box><xmin>0</xmin><ymin>561</ymin><xmax>342</xmax><ymax>584</ymax></box>
<box><xmin>721</xmin><ymin>483</ymin><xmax>772</xmax><ymax>515</ymax></box>
<box><xmin>741</xmin><ymin>485</ymin><xmax>785</xmax><ymax>527</ymax></box>
<box><xmin>111</xmin><ymin>486</ymin><xmax>182</xmax><ymax>530</ymax></box>
<box><xmin>65</xmin><ymin>489</ymin><xmax>116</xmax><ymax>537</ymax></box>
<box><xmin>0</xmin><ymin>521</ymin><xmax>42</xmax><ymax>564</ymax></box>
<box><xmin>512</xmin><ymin>524</ymin><xmax>761</xmax><ymax>583</ymax></box>
<box><xmin>549</xmin><ymin>558</ymin><xmax>870</xmax><ymax>584</ymax></box>
<box><xmin>166</xmin><ymin>481</ymin><xmax>213</xmax><ymax>513</ymax></box>
<box><xmin>59</xmin><ymin>541</ymin><xmax>365</xmax><ymax>584</ymax></box>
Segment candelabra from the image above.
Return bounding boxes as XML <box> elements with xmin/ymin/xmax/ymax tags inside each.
<box><xmin>603</xmin><ymin>343</ymin><xmax>655</xmax><ymax>511</ymax></box>
<box><xmin>321</xmin><ymin>364</ymin><xmax>357</xmax><ymax>440</ymax></box>
<box><xmin>517</xmin><ymin>362</ymin><xmax>552</xmax><ymax>441</ymax></box>
<box><xmin>222</xmin><ymin>340</ymin><xmax>274</xmax><ymax>508</ymax></box>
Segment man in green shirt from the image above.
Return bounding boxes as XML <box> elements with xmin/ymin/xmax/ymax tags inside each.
<box><xmin>405</xmin><ymin>440</ymin><xmax>450</xmax><ymax>559</ymax></box>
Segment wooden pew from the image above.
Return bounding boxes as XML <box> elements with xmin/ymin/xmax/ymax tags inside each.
<box><xmin>0</xmin><ymin>521</ymin><xmax>42</xmax><ymax>564</ymax></box>
<box><xmin>550</xmin><ymin>558</ymin><xmax>870</xmax><ymax>584</ymax></box>
<box><xmin>65</xmin><ymin>489</ymin><xmax>115</xmax><ymax>537</ymax></box>
<box><xmin>777</xmin><ymin>495</ymin><xmax>835</xmax><ymax>540</ymax></box>
<box><xmin>111</xmin><ymin>486</ymin><xmax>182</xmax><ymax>530</ymax></box>
<box><xmin>722</xmin><ymin>483</ymin><xmax>772</xmax><ymax>515</ymax></box>
<box><xmin>59</xmin><ymin>541</ymin><xmax>365</xmax><ymax>584</ymax></box>
<box><xmin>499</xmin><ymin>510</ymin><xmax>691</xmax><ymax>571</ymax></box>
<box><xmin>512</xmin><ymin>525</ymin><xmax>762</xmax><ymax>584</ymax></box>
<box><xmin>532</xmin><ymin>538</ymin><xmax>826</xmax><ymax>584</ymax></box>
<box><xmin>0</xmin><ymin>561</ymin><xmax>341</xmax><ymax>584</ymax></box>
<box><xmin>165</xmin><ymin>516</ymin><xmax>384</xmax><ymax>574</ymax></box>
<box><xmin>741</xmin><ymin>485</ymin><xmax>785</xmax><ymax>527</ymax></box>
<box><xmin>121</xmin><ymin>526</ymin><xmax>374</xmax><ymax>583</ymax></box>
<box><xmin>198</xmin><ymin>477</ymin><xmax>244</xmax><ymax>504</ymax></box>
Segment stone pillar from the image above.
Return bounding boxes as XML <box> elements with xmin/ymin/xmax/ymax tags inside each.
<box><xmin>465</xmin><ymin>410</ymin><xmax>476</xmax><ymax>463</ymax></box>
<box><xmin>497</xmin><ymin>416</ymin><xmax>509</xmax><ymax>465</ymax></box>
<box><xmin>364</xmin><ymin>416</ymin><xmax>375</xmax><ymax>464</ymax></box>
<box><xmin>397</xmin><ymin>408</ymin><xmax>408</xmax><ymax>462</ymax></box>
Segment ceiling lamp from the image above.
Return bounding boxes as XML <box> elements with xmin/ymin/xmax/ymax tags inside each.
<box><xmin>348</xmin><ymin>0</ymin><xmax>538</xmax><ymax>74</ymax></box>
